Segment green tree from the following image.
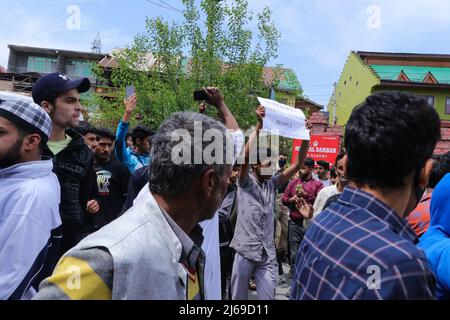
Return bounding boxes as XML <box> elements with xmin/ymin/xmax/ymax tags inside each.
<box><xmin>92</xmin><ymin>0</ymin><xmax>284</xmax><ymax>130</ymax></box>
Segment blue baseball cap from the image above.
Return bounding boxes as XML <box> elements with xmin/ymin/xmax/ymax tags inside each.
<box><xmin>32</xmin><ymin>73</ymin><xmax>90</xmax><ymax>106</ymax></box>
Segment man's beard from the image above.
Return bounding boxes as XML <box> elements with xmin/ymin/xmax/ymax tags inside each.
<box><xmin>300</xmin><ymin>172</ymin><xmax>308</xmax><ymax>180</ymax></box>
<box><xmin>0</xmin><ymin>139</ymin><xmax>22</xmax><ymax>169</ymax></box>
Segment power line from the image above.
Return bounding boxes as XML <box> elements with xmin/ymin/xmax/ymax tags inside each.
<box><xmin>144</xmin><ymin>0</ymin><xmax>182</xmax><ymax>14</ymax></box>
<box><xmin>17</xmin><ymin>0</ymin><xmax>99</xmax><ymax>44</ymax></box>
<box><xmin>104</xmin><ymin>1</ymin><xmax>183</xmax><ymax>54</ymax></box>
<box><xmin>157</xmin><ymin>0</ymin><xmax>182</xmax><ymax>13</ymax></box>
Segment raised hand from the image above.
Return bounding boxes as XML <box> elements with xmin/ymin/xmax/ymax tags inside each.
<box><xmin>199</xmin><ymin>102</ymin><xmax>207</xmax><ymax>114</ymax></box>
<box><xmin>203</xmin><ymin>87</ymin><xmax>225</xmax><ymax>108</ymax></box>
<box><xmin>295</xmin><ymin>197</ymin><xmax>314</xmax><ymax>219</ymax></box>
<box><xmin>256</xmin><ymin>105</ymin><xmax>265</xmax><ymax>124</ymax></box>
<box><xmin>124</xmin><ymin>93</ymin><xmax>137</xmax><ymax>115</ymax></box>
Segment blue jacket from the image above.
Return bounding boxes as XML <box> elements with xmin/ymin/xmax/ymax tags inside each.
<box><xmin>115</xmin><ymin>120</ymin><xmax>150</xmax><ymax>173</ymax></box>
<box><xmin>419</xmin><ymin>173</ymin><xmax>450</xmax><ymax>299</ymax></box>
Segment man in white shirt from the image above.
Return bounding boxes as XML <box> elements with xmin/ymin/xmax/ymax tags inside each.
<box><xmin>304</xmin><ymin>152</ymin><xmax>347</xmax><ymax>228</ymax></box>
<box><xmin>316</xmin><ymin>160</ymin><xmax>332</xmax><ymax>187</ymax></box>
<box><xmin>0</xmin><ymin>99</ymin><xmax>61</xmax><ymax>300</ymax></box>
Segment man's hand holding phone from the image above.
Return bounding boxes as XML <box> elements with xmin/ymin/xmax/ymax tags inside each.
<box><xmin>123</xmin><ymin>87</ymin><xmax>137</xmax><ymax>123</ymax></box>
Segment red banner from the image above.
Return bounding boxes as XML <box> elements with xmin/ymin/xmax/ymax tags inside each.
<box><xmin>291</xmin><ymin>135</ymin><xmax>341</xmax><ymax>166</ymax></box>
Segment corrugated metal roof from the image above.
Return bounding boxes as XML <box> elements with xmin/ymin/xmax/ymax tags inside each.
<box><xmin>371</xmin><ymin>65</ymin><xmax>450</xmax><ymax>84</ymax></box>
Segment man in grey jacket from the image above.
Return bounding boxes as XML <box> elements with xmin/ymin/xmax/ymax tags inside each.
<box><xmin>34</xmin><ymin>111</ymin><xmax>234</xmax><ymax>300</ymax></box>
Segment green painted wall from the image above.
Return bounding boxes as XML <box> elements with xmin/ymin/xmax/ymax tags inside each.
<box><xmin>275</xmin><ymin>90</ymin><xmax>296</xmax><ymax>106</ymax></box>
<box><xmin>328</xmin><ymin>51</ymin><xmax>380</xmax><ymax>125</ymax></box>
<box><xmin>371</xmin><ymin>86</ymin><xmax>450</xmax><ymax>121</ymax></box>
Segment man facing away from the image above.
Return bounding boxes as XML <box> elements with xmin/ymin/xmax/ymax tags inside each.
<box><xmin>291</xmin><ymin>91</ymin><xmax>440</xmax><ymax>300</ymax></box>
<box><xmin>0</xmin><ymin>99</ymin><xmax>61</xmax><ymax>300</ymax></box>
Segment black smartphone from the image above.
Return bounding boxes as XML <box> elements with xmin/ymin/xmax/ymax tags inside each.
<box><xmin>126</xmin><ymin>85</ymin><xmax>135</xmax><ymax>99</ymax></box>
<box><xmin>193</xmin><ymin>90</ymin><xmax>208</xmax><ymax>101</ymax></box>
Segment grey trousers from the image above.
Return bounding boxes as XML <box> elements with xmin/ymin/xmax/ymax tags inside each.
<box><xmin>231</xmin><ymin>251</ymin><xmax>278</xmax><ymax>300</ymax></box>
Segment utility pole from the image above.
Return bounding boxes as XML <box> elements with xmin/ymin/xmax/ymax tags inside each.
<box><xmin>332</xmin><ymin>82</ymin><xmax>337</xmax><ymax>125</ymax></box>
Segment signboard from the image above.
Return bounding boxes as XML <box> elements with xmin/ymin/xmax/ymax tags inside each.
<box><xmin>291</xmin><ymin>135</ymin><xmax>341</xmax><ymax>165</ymax></box>
<box><xmin>257</xmin><ymin>97</ymin><xmax>310</xmax><ymax>140</ymax></box>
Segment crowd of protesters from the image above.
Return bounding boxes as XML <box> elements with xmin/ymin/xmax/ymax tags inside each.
<box><xmin>1</xmin><ymin>71</ymin><xmax>450</xmax><ymax>300</ymax></box>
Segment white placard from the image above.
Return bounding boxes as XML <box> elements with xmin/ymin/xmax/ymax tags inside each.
<box><xmin>257</xmin><ymin>97</ymin><xmax>310</xmax><ymax>140</ymax></box>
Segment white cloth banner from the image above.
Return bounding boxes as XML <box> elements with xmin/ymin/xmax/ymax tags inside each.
<box><xmin>257</xmin><ymin>97</ymin><xmax>310</xmax><ymax>140</ymax></box>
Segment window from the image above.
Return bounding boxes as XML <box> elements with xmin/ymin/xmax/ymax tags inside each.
<box><xmin>419</xmin><ymin>95</ymin><xmax>435</xmax><ymax>108</ymax></box>
<box><xmin>27</xmin><ymin>56</ymin><xmax>58</xmax><ymax>73</ymax></box>
<box><xmin>67</xmin><ymin>60</ymin><xmax>95</xmax><ymax>78</ymax></box>
<box><xmin>446</xmin><ymin>97</ymin><xmax>450</xmax><ymax>114</ymax></box>
<box><xmin>356</xmin><ymin>81</ymin><xmax>359</xmax><ymax>86</ymax></box>
<box><xmin>349</xmin><ymin>76</ymin><xmax>352</xmax><ymax>82</ymax></box>
<box><xmin>278</xmin><ymin>98</ymin><xmax>288</xmax><ymax>105</ymax></box>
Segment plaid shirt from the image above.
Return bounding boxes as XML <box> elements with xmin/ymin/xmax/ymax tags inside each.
<box><xmin>291</xmin><ymin>187</ymin><xmax>436</xmax><ymax>300</ymax></box>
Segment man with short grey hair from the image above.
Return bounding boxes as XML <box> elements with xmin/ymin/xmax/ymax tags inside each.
<box><xmin>34</xmin><ymin>111</ymin><xmax>234</xmax><ymax>300</ymax></box>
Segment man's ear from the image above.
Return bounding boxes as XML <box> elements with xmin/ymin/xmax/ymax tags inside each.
<box><xmin>40</xmin><ymin>101</ymin><xmax>53</xmax><ymax>115</ymax></box>
<box><xmin>200</xmin><ymin>168</ymin><xmax>216</xmax><ymax>197</ymax></box>
<box><xmin>418</xmin><ymin>158</ymin><xmax>434</xmax><ymax>189</ymax></box>
<box><xmin>23</xmin><ymin>133</ymin><xmax>42</xmax><ymax>151</ymax></box>
<box><xmin>342</xmin><ymin>154</ymin><xmax>349</xmax><ymax>176</ymax></box>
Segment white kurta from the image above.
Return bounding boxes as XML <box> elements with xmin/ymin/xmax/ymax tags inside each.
<box><xmin>0</xmin><ymin>160</ymin><xmax>61</xmax><ymax>299</ymax></box>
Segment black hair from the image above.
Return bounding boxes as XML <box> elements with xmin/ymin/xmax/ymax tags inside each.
<box><xmin>428</xmin><ymin>152</ymin><xmax>450</xmax><ymax>188</ymax></box>
<box><xmin>330</xmin><ymin>167</ymin><xmax>337</xmax><ymax>179</ymax></box>
<box><xmin>96</xmin><ymin>127</ymin><xmax>116</xmax><ymax>142</ymax></box>
<box><xmin>255</xmin><ymin>147</ymin><xmax>272</xmax><ymax>165</ymax></box>
<box><xmin>75</xmin><ymin>121</ymin><xmax>98</xmax><ymax>136</ymax></box>
<box><xmin>317</xmin><ymin>160</ymin><xmax>330</xmax><ymax>171</ymax></box>
<box><xmin>334</xmin><ymin>150</ymin><xmax>347</xmax><ymax>168</ymax></box>
<box><xmin>303</xmin><ymin>157</ymin><xmax>315</xmax><ymax>168</ymax></box>
<box><xmin>345</xmin><ymin>91</ymin><xmax>441</xmax><ymax>190</ymax></box>
<box><xmin>16</xmin><ymin>126</ymin><xmax>45</xmax><ymax>154</ymax></box>
<box><xmin>131</xmin><ymin>125</ymin><xmax>154</xmax><ymax>145</ymax></box>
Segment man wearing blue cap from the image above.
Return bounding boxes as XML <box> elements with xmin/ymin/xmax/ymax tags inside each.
<box><xmin>32</xmin><ymin>73</ymin><xmax>97</xmax><ymax>257</ymax></box>
<box><xmin>0</xmin><ymin>99</ymin><xmax>62</xmax><ymax>300</ymax></box>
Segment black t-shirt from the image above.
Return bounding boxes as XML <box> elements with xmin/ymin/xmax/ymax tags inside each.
<box><xmin>121</xmin><ymin>165</ymin><xmax>149</xmax><ymax>214</ymax></box>
<box><xmin>89</xmin><ymin>159</ymin><xmax>130</xmax><ymax>232</ymax></box>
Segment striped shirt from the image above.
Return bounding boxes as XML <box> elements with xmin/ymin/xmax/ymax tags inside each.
<box><xmin>291</xmin><ymin>187</ymin><xmax>436</xmax><ymax>300</ymax></box>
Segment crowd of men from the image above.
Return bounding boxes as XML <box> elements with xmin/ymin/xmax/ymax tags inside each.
<box><xmin>1</xmin><ymin>72</ymin><xmax>450</xmax><ymax>300</ymax></box>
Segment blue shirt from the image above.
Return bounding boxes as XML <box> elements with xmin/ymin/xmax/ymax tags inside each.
<box><xmin>115</xmin><ymin>120</ymin><xmax>150</xmax><ymax>173</ymax></box>
<box><xmin>291</xmin><ymin>186</ymin><xmax>436</xmax><ymax>300</ymax></box>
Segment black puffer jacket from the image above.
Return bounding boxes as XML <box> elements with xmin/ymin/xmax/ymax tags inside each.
<box><xmin>43</xmin><ymin>128</ymin><xmax>96</xmax><ymax>256</ymax></box>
